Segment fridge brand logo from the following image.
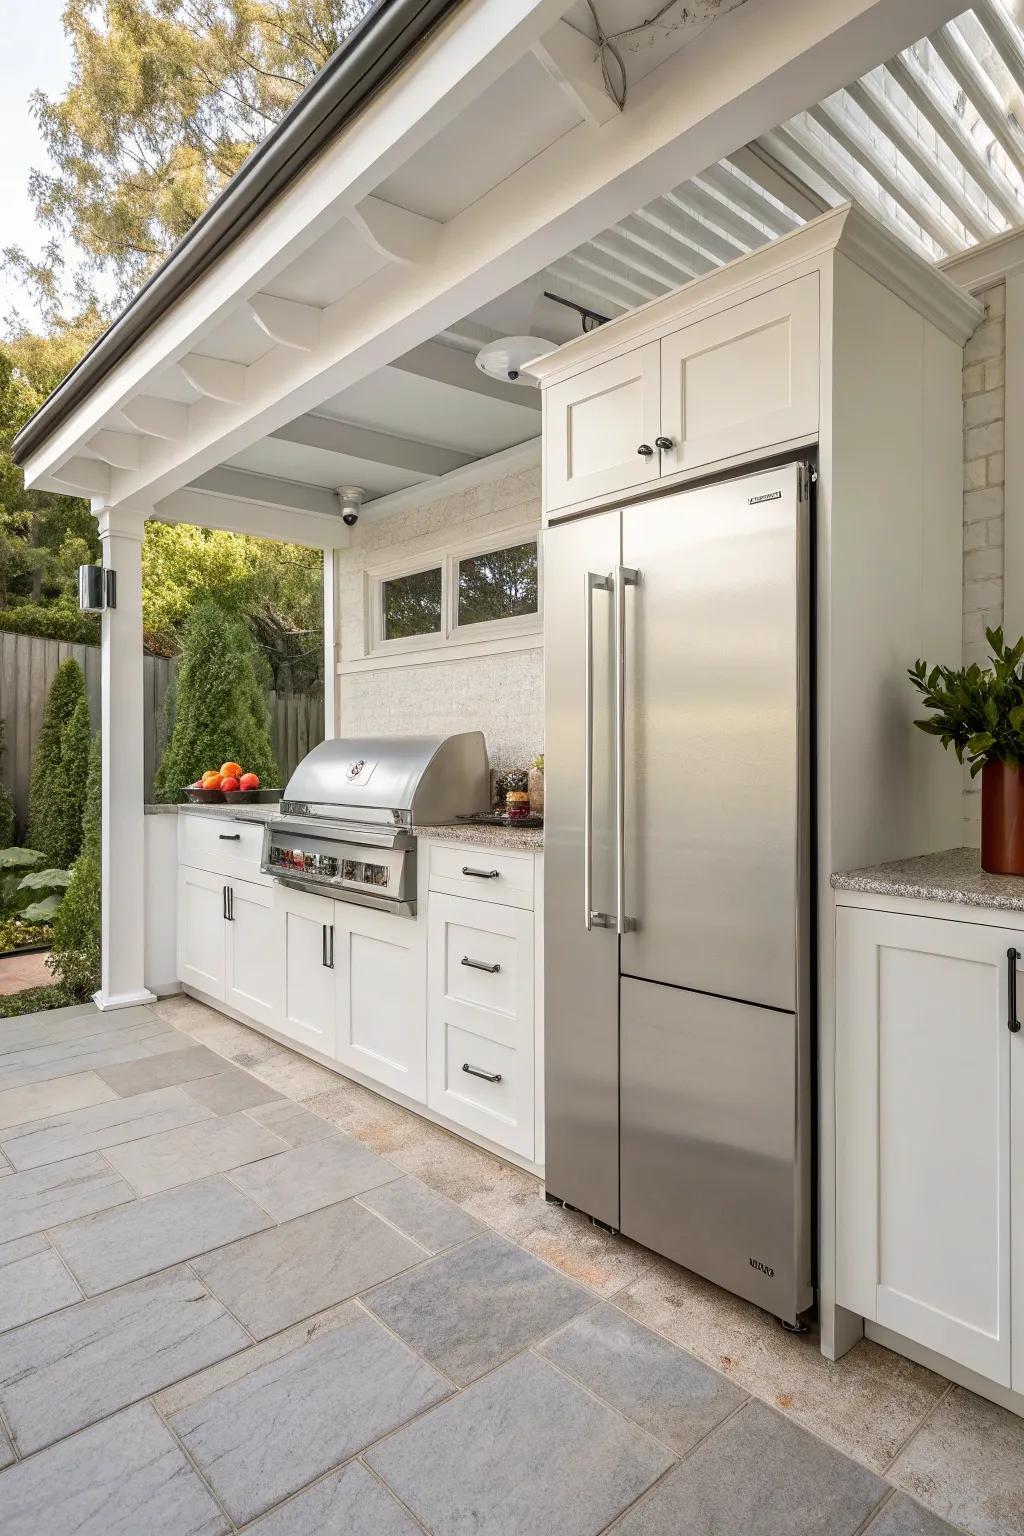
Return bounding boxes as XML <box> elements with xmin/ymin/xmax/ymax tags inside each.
<box><xmin>749</xmin><ymin>1257</ymin><xmax>775</xmax><ymax>1278</ymax></box>
<box><xmin>748</xmin><ymin>489</ymin><xmax>783</xmax><ymax>505</ymax></box>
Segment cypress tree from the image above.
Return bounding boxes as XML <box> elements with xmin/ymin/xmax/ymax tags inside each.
<box><xmin>49</xmin><ymin>697</ymin><xmax>92</xmax><ymax>868</ymax></box>
<box><xmin>0</xmin><ymin>720</ymin><xmax>14</xmax><ymax>848</ymax></box>
<box><xmin>27</xmin><ymin>659</ymin><xmax>87</xmax><ymax>860</ymax></box>
<box><xmin>154</xmin><ymin>600</ymin><xmax>279</xmax><ymax>801</ymax></box>
<box><xmin>49</xmin><ymin>730</ymin><xmax>101</xmax><ymax>998</ymax></box>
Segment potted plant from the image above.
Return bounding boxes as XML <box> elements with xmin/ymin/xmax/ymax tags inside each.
<box><xmin>909</xmin><ymin>627</ymin><xmax>1024</xmax><ymax>874</ymax></box>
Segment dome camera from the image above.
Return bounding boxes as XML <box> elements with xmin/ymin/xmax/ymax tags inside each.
<box><xmin>475</xmin><ymin>336</ymin><xmax>557</xmax><ymax>385</ymax></box>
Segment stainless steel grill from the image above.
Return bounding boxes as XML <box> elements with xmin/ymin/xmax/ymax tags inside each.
<box><xmin>261</xmin><ymin>732</ymin><xmax>489</xmax><ymax>916</ymax></box>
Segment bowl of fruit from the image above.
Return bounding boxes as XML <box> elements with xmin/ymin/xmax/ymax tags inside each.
<box><xmin>183</xmin><ymin>763</ymin><xmax>278</xmax><ymax>804</ymax></box>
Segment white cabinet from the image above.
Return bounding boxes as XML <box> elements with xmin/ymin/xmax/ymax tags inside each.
<box><xmin>333</xmin><ymin>901</ymin><xmax>426</xmax><ymax>1101</ymax></box>
<box><xmin>544</xmin><ymin>343</ymin><xmax>661</xmax><ymax>511</ymax></box>
<box><xmin>427</xmin><ymin>892</ymin><xmax>535</xmax><ymax>1158</ymax></box>
<box><xmin>178</xmin><ymin>866</ymin><xmax>228</xmax><ymax>999</ymax></box>
<box><xmin>279</xmin><ymin>886</ymin><xmax>337</xmax><ymax>1056</ymax></box>
<box><xmin>225</xmin><ymin>879</ymin><xmax>282</xmax><ymax>1031</ymax></box>
<box><xmin>836</xmin><ymin>906</ymin><xmax>1019</xmax><ymax>1387</ymax></box>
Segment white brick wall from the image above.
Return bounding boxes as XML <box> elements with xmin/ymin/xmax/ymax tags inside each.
<box><xmin>337</xmin><ymin>463</ymin><xmax>544</xmax><ymax>776</ymax></box>
<box><xmin>962</xmin><ymin>282</ymin><xmax>1006</xmax><ymax>844</ymax></box>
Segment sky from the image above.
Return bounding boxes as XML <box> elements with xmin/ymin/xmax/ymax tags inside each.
<box><xmin>0</xmin><ymin>2</ymin><xmax>73</xmax><ymax>329</ymax></box>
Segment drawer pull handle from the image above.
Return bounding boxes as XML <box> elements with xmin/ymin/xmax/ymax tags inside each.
<box><xmin>636</xmin><ymin>443</ymin><xmax>654</xmax><ymax>457</ymax></box>
<box><xmin>461</xmin><ymin>956</ymin><xmax>501</xmax><ymax>974</ymax></box>
<box><xmin>1009</xmin><ymin>948</ymin><xmax>1021</xmax><ymax>1033</ymax></box>
<box><xmin>462</xmin><ymin>866</ymin><xmax>500</xmax><ymax>879</ymax></box>
<box><xmin>462</xmin><ymin>1062</ymin><xmax>502</xmax><ymax>1083</ymax></box>
<box><xmin>218</xmin><ymin>833</ymin><xmax>242</xmax><ymax>841</ymax></box>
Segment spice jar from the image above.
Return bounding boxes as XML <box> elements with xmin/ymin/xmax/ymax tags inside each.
<box><xmin>505</xmin><ymin>790</ymin><xmax>530</xmax><ymax>820</ymax></box>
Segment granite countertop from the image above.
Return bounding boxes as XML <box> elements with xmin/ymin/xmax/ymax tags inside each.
<box><xmin>414</xmin><ymin>823</ymin><xmax>543</xmax><ymax>851</ymax></box>
<box><xmin>832</xmin><ymin>847</ymin><xmax>1024</xmax><ymax>912</ymax></box>
<box><xmin>146</xmin><ymin>803</ymin><xmax>543</xmax><ymax>848</ymax></box>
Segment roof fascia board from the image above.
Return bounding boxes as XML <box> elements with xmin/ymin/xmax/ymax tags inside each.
<box><xmin>19</xmin><ymin>0</ymin><xmax>567</xmax><ymax>489</ymax></box>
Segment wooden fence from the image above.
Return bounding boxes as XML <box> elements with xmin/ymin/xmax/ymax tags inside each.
<box><xmin>0</xmin><ymin>631</ymin><xmax>323</xmax><ymax>840</ymax></box>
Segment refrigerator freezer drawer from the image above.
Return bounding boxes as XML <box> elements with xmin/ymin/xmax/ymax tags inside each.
<box><xmin>619</xmin><ymin>976</ymin><xmax>812</xmax><ymax>1324</ymax></box>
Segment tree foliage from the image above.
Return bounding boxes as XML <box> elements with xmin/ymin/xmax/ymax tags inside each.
<box><xmin>154</xmin><ymin>598</ymin><xmax>279</xmax><ymax>799</ymax></box>
<box><xmin>27</xmin><ymin>658</ymin><xmax>88</xmax><ymax>861</ymax></box>
<box><xmin>51</xmin><ymin>696</ymin><xmax>93</xmax><ymax>868</ymax></box>
<box><xmin>0</xmin><ymin>720</ymin><xmax>14</xmax><ymax>848</ymax></box>
<box><xmin>49</xmin><ymin>728</ymin><xmax>102</xmax><ymax>997</ymax></box>
<box><xmin>6</xmin><ymin>0</ymin><xmax>373</xmax><ymax>312</ymax></box>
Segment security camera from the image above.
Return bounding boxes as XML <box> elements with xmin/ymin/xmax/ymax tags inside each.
<box><xmin>475</xmin><ymin>336</ymin><xmax>557</xmax><ymax>385</ymax></box>
<box><xmin>336</xmin><ymin>486</ymin><xmax>363</xmax><ymax>527</ymax></box>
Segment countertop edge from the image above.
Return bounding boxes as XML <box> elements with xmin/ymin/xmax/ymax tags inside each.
<box><xmin>831</xmin><ymin>848</ymin><xmax>1024</xmax><ymax>913</ymax></box>
<box><xmin>147</xmin><ymin>804</ymin><xmax>543</xmax><ymax>850</ymax></box>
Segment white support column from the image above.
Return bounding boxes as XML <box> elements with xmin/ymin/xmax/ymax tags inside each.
<box><xmin>323</xmin><ymin>548</ymin><xmax>340</xmax><ymax>741</ymax></box>
<box><xmin>94</xmin><ymin>504</ymin><xmax>156</xmax><ymax>1009</ymax></box>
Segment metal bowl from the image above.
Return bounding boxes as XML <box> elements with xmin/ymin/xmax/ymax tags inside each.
<box><xmin>222</xmin><ymin>787</ymin><xmax>282</xmax><ymax>805</ymax></box>
<box><xmin>182</xmin><ymin>786</ymin><xmax>225</xmax><ymax>804</ymax></box>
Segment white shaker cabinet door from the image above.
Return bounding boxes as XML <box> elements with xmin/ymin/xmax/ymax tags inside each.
<box><xmin>659</xmin><ymin>275</ymin><xmax>818</xmax><ymax>476</ymax></box>
<box><xmin>544</xmin><ymin>342</ymin><xmax>660</xmax><ymax>513</ymax></box>
<box><xmin>333</xmin><ymin>901</ymin><xmax>427</xmax><ymax>1101</ymax></box>
<box><xmin>279</xmin><ymin>886</ymin><xmax>338</xmax><ymax>1056</ymax></box>
<box><xmin>225</xmin><ymin>878</ymin><xmax>282</xmax><ymax>1032</ymax></box>
<box><xmin>836</xmin><ymin>906</ymin><xmax>1014</xmax><ymax>1385</ymax></box>
<box><xmin>177</xmin><ymin>865</ymin><xmax>227</xmax><ymax>1001</ymax></box>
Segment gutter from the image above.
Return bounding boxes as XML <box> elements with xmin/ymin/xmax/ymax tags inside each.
<box><xmin>12</xmin><ymin>0</ymin><xmax>465</xmax><ymax>468</ymax></box>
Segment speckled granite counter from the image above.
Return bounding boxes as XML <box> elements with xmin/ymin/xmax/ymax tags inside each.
<box><xmin>414</xmin><ymin>823</ymin><xmax>543</xmax><ymax>851</ymax></box>
<box><xmin>145</xmin><ymin>803</ymin><xmax>280</xmax><ymax>823</ymax></box>
<box><xmin>832</xmin><ymin>847</ymin><xmax>1024</xmax><ymax>912</ymax></box>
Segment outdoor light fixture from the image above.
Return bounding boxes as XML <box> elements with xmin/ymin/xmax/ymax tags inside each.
<box><xmin>474</xmin><ymin>335</ymin><xmax>557</xmax><ymax>384</ymax></box>
<box><xmin>78</xmin><ymin>564</ymin><xmax>116</xmax><ymax>612</ymax></box>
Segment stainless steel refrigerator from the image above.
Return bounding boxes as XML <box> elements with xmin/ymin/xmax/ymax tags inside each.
<box><xmin>544</xmin><ymin>459</ymin><xmax>814</xmax><ymax>1326</ymax></box>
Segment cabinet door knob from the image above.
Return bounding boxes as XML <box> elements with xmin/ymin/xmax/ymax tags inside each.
<box><xmin>637</xmin><ymin>443</ymin><xmax>654</xmax><ymax>457</ymax></box>
<box><xmin>1009</xmin><ymin>948</ymin><xmax>1021</xmax><ymax>1032</ymax></box>
<box><xmin>655</xmin><ymin>435</ymin><xmax>674</xmax><ymax>451</ymax></box>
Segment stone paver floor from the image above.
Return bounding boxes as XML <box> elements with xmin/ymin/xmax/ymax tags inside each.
<box><xmin>0</xmin><ymin>993</ymin><xmax>1021</xmax><ymax>1535</ymax></box>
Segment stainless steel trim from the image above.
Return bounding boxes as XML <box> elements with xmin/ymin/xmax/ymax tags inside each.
<box><xmin>461</xmin><ymin>866</ymin><xmax>499</xmax><ymax>879</ymax></box>
<box><xmin>613</xmin><ymin>564</ymin><xmax>639</xmax><ymax>937</ymax></box>
<box><xmin>462</xmin><ymin>1062</ymin><xmax>502</xmax><ymax>1083</ymax></box>
<box><xmin>461</xmin><ymin>956</ymin><xmax>501</xmax><ymax>974</ymax></box>
<box><xmin>585</xmin><ymin>570</ymin><xmax>613</xmax><ymax>931</ymax></box>
<box><xmin>272</xmin><ymin>814</ymin><xmax>414</xmax><ymax>850</ymax></box>
<box><xmin>273</xmin><ymin>873</ymin><xmax>417</xmax><ymax>917</ymax></box>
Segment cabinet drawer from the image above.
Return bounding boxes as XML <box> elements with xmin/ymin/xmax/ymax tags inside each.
<box><xmin>435</xmin><ymin>1022</ymin><xmax>534</xmax><ymax>1159</ymax></box>
<box><xmin>178</xmin><ymin>813</ymin><xmax>268</xmax><ymax>882</ymax></box>
<box><xmin>427</xmin><ymin>842</ymin><xmax>534</xmax><ymax>909</ymax></box>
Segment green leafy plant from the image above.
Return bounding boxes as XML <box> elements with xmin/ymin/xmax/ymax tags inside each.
<box><xmin>0</xmin><ymin>918</ymin><xmax>53</xmax><ymax>954</ymax></box>
<box><xmin>0</xmin><ymin>847</ymin><xmax>47</xmax><ymax>916</ymax></box>
<box><xmin>0</xmin><ymin>720</ymin><xmax>14</xmax><ymax>847</ymax></box>
<box><xmin>0</xmin><ymin>983</ymin><xmax>77</xmax><ymax>1019</ymax></box>
<box><xmin>154</xmin><ymin>599</ymin><xmax>278</xmax><ymax>802</ymax></box>
<box><xmin>909</xmin><ymin>627</ymin><xmax>1024</xmax><ymax>778</ymax></box>
<box><xmin>26</xmin><ymin>657</ymin><xmax>88</xmax><ymax>861</ymax></box>
<box><xmin>49</xmin><ymin>731</ymin><xmax>101</xmax><ymax>998</ymax></box>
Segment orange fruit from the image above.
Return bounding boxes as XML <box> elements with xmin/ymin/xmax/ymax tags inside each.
<box><xmin>239</xmin><ymin>772</ymin><xmax>260</xmax><ymax>791</ymax></box>
<box><xmin>220</xmin><ymin>761</ymin><xmax>242</xmax><ymax>779</ymax></box>
<box><xmin>202</xmin><ymin>772</ymin><xmax>223</xmax><ymax>790</ymax></box>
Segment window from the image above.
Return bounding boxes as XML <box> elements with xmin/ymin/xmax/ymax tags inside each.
<box><xmin>381</xmin><ymin>566</ymin><xmax>443</xmax><ymax>641</ymax></box>
<box><xmin>457</xmin><ymin>540</ymin><xmax>538</xmax><ymax>628</ymax></box>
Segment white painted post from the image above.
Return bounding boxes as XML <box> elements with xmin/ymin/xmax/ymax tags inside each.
<box><xmin>94</xmin><ymin>504</ymin><xmax>156</xmax><ymax>1009</ymax></box>
<box><xmin>323</xmin><ymin>547</ymin><xmax>339</xmax><ymax>740</ymax></box>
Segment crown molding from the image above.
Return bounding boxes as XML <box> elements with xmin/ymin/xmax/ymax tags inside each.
<box><xmin>525</xmin><ymin>204</ymin><xmax>982</xmax><ymax>387</ymax></box>
<box><xmin>939</xmin><ymin>226</ymin><xmax>1024</xmax><ymax>294</ymax></box>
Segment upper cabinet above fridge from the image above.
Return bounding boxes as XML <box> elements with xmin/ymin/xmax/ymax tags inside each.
<box><xmin>526</xmin><ymin>205</ymin><xmax>979</xmax><ymax>523</ymax></box>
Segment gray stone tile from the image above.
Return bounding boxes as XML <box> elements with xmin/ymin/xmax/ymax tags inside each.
<box><xmin>0</xmin><ymin>1420</ymin><xmax>12</xmax><ymax>1470</ymax></box>
<box><xmin>244</xmin><ymin>1098</ymin><xmax>335</xmax><ymax>1146</ymax></box>
<box><xmin>363</xmin><ymin>1231</ymin><xmax>593</xmax><ymax>1384</ymax></box>
<box><xmin>181</xmin><ymin>1069</ymin><xmax>282</xmax><ymax>1115</ymax></box>
<box><xmin>865</xmin><ymin>1494</ymin><xmax>965</xmax><ymax>1536</ymax></box>
<box><xmin>357</xmin><ymin>1175</ymin><xmax>486</xmax><ymax>1253</ymax></box>
<box><xmin>0</xmin><ymin>1022</ymin><xmax>170</xmax><ymax>1088</ymax></box>
<box><xmin>610</xmin><ymin>1400</ymin><xmax>888</xmax><ymax>1536</ymax></box>
<box><xmin>229</xmin><ymin>1133</ymin><xmax>397</xmax><ymax>1222</ymax></box>
<box><xmin>50</xmin><ymin>1174</ymin><xmax>273</xmax><ymax>1294</ymax></box>
<box><xmin>888</xmin><ymin>1384</ymin><xmax>1024</xmax><ymax>1536</ymax></box>
<box><xmin>0</xmin><ymin>1263</ymin><xmax>249</xmax><ymax>1453</ymax></box>
<box><xmin>0</xmin><ymin>1071</ymin><xmax>117</xmax><ymax>1130</ymax></box>
<box><xmin>243</xmin><ymin>1460</ymin><xmax>422</xmax><ymax>1535</ymax></box>
<box><xmin>0</xmin><ymin>1233</ymin><xmax>82</xmax><ymax>1331</ymax></box>
<box><xmin>367</xmin><ymin>1349</ymin><xmax>673</xmax><ymax>1536</ymax></box>
<box><xmin>143</xmin><ymin>1030</ymin><xmax>200</xmax><ymax>1055</ymax></box>
<box><xmin>95</xmin><ymin>1044</ymin><xmax>227</xmax><ymax>1096</ymax></box>
<box><xmin>171</xmin><ymin>1310</ymin><xmax>449</xmax><ymax>1524</ymax></box>
<box><xmin>0</xmin><ymin>1003</ymin><xmax>156</xmax><ymax>1055</ymax></box>
<box><xmin>0</xmin><ymin>1401</ymin><xmax>227</xmax><ymax>1536</ymax></box>
<box><xmin>0</xmin><ymin>1084</ymin><xmax>213</xmax><ymax>1171</ymax></box>
<box><xmin>103</xmin><ymin>1110</ymin><xmax>289</xmax><ymax>1195</ymax></box>
<box><xmin>539</xmin><ymin>1304</ymin><xmax>747</xmax><ymax>1455</ymax></box>
<box><xmin>194</xmin><ymin>1198</ymin><xmax>424</xmax><ymax>1339</ymax></box>
<box><xmin>0</xmin><ymin>1150</ymin><xmax>135</xmax><ymax>1240</ymax></box>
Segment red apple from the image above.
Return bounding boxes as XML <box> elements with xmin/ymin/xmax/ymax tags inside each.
<box><xmin>221</xmin><ymin>776</ymin><xmax>240</xmax><ymax>792</ymax></box>
<box><xmin>239</xmin><ymin>772</ymin><xmax>260</xmax><ymax>791</ymax></box>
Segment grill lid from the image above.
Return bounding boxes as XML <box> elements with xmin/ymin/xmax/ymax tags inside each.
<box><xmin>281</xmin><ymin>732</ymin><xmax>489</xmax><ymax>824</ymax></box>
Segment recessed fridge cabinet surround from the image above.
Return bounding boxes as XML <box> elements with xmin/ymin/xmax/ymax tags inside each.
<box><xmin>175</xmin><ymin>810</ymin><xmax>544</xmax><ymax>1167</ymax></box>
<box><xmin>527</xmin><ymin>204</ymin><xmax>980</xmax><ymax>1351</ymax></box>
<box><xmin>835</xmin><ymin>882</ymin><xmax>1024</xmax><ymax>1405</ymax></box>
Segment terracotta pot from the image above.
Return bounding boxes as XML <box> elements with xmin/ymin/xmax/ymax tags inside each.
<box><xmin>981</xmin><ymin>759</ymin><xmax>1024</xmax><ymax>875</ymax></box>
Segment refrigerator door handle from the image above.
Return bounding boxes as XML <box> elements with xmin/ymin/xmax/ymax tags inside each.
<box><xmin>614</xmin><ymin>564</ymin><xmax>639</xmax><ymax>936</ymax></box>
<box><xmin>585</xmin><ymin>570</ymin><xmax>613</xmax><ymax>931</ymax></box>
